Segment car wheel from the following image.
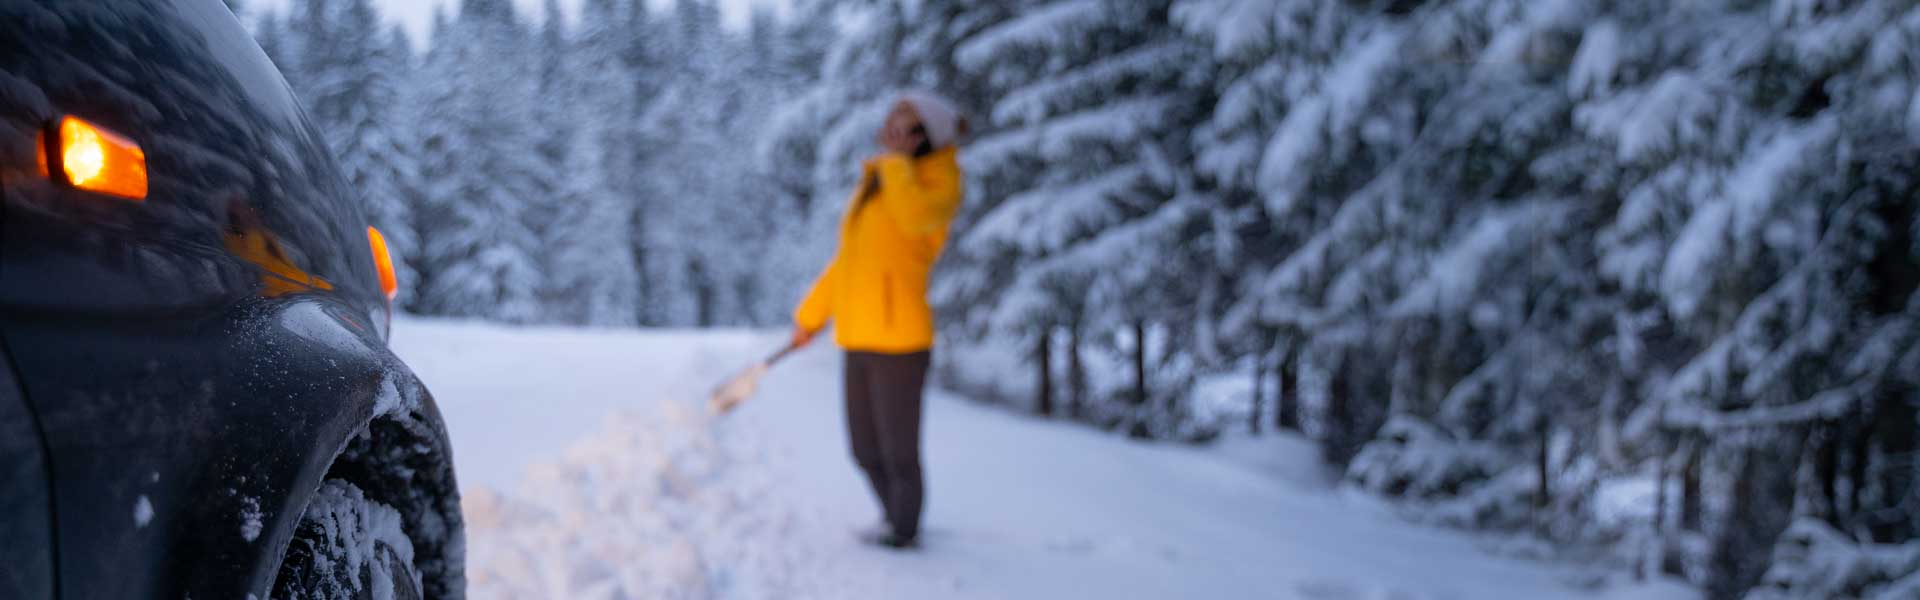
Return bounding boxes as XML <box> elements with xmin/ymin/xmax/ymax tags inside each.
<box><xmin>272</xmin><ymin>479</ymin><xmax>421</xmax><ymax>600</ymax></box>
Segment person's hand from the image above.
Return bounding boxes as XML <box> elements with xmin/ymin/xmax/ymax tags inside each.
<box><xmin>790</xmin><ymin>326</ymin><xmax>817</xmax><ymax>348</ymax></box>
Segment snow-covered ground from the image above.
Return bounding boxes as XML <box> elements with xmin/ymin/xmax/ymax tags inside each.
<box><xmin>391</xmin><ymin>317</ymin><xmax>1697</xmax><ymax>600</ymax></box>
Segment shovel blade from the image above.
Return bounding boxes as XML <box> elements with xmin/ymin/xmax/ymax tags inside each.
<box><xmin>709</xmin><ymin>362</ymin><xmax>770</xmax><ymax>415</ymax></box>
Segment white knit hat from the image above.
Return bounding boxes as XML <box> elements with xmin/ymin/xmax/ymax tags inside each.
<box><xmin>899</xmin><ymin>90</ymin><xmax>965</xmax><ymax>148</ymax></box>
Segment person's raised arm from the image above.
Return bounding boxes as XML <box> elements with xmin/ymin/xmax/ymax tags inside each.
<box><xmin>869</xmin><ymin>154</ymin><xmax>963</xmax><ymax>237</ymax></box>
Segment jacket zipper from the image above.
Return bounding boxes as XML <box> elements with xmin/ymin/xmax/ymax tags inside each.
<box><xmin>882</xmin><ymin>273</ymin><xmax>896</xmax><ymax>328</ymax></box>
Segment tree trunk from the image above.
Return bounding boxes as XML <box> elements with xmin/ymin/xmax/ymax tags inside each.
<box><xmin>1851</xmin><ymin>414</ymin><xmax>1874</xmax><ymax>524</ymax></box>
<box><xmin>1650</xmin><ymin>447</ymin><xmax>1672</xmax><ymax>579</ymax></box>
<box><xmin>1707</xmin><ymin>448</ymin><xmax>1761</xmax><ymax>600</ymax></box>
<box><xmin>1389</xmin><ymin>353</ymin><xmax>1415</xmax><ymax>415</ymax></box>
<box><xmin>1277</xmin><ymin>356</ymin><xmax>1299</xmax><ymax>431</ymax></box>
<box><xmin>1035</xmin><ymin>328</ymin><xmax>1053</xmax><ymax>417</ymax></box>
<box><xmin>630</xmin><ymin>213</ymin><xmax>651</xmax><ymax>325</ymax></box>
<box><xmin>1536</xmin><ymin>417</ymin><xmax>1551</xmax><ymax>515</ymax></box>
<box><xmin>1132</xmin><ymin>320</ymin><xmax>1148</xmax><ymax>407</ymax></box>
<box><xmin>1815</xmin><ymin>425</ymin><xmax>1840</xmax><ymax>524</ymax></box>
<box><xmin>1708</xmin><ymin>434</ymin><xmax>1804</xmax><ymax>600</ymax></box>
<box><xmin>689</xmin><ymin>260</ymin><xmax>714</xmax><ymax>327</ymax></box>
<box><xmin>1869</xmin><ymin>388</ymin><xmax>1915</xmax><ymax>543</ymax></box>
<box><xmin>1681</xmin><ymin>443</ymin><xmax>1703</xmax><ymax>532</ymax></box>
<box><xmin>1536</xmin><ymin>419</ymin><xmax>1552</xmax><ymax>511</ymax></box>
<box><xmin>1324</xmin><ymin>353</ymin><xmax>1357</xmax><ymax>464</ymax></box>
<box><xmin>1249</xmin><ymin>354</ymin><xmax>1265</xmax><ymax>435</ymax></box>
<box><xmin>1068</xmin><ymin>320</ymin><xmax>1086</xmax><ymax>420</ymax></box>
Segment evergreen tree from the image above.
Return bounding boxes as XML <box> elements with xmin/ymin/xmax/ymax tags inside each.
<box><xmin>540</xmin><ymin>0</ymin><xmax>642</xmax><ymax>326</ymax></box>
<box><xmin>944</xmin><ymin>0</ymin><xmax>1211</xmax><ymax>433</ymax></box>
<box><xmin>412</xmin><ymin>0</ymin><xmax>546</xmax><ymax>322</ymax></box>
<box><xmin>1176</xmin><ymin>0</ymin><xmax>1920</xmax><ymax>595</ymax></box>
<box><xmin>287</xmin><ymin>0</ymin><xmax>424</xmax><ymax>304</ymax></box>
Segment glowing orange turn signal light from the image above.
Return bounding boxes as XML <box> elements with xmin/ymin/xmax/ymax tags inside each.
<box><xmin>367</xmin><ymin>226</ymin><xmax>399</xmax><ymax>302</ymax></box>
<box><xmin>42</xmin><ymin>116</ymin><xmax>148</xmax><ymax>201</ymax></box>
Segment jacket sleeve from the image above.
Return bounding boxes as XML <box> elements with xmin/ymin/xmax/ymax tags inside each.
<box><xmin>870</xmin><ymin>154</ymin><xmax>963</xmax><ymax>236</ymax></box>
<box><xmin>793</xmin><ymin>249</ymin><xmax>842</xmax><ymax>332</ymax></box>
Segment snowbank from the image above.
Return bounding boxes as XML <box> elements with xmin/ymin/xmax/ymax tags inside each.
<box><xmin>462</xmin><ymin>406</ymin><xmax>819</xmax><ymax>599</ymax></box>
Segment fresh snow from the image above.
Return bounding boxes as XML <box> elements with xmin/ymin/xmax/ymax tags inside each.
<box><xmin>953</xmin><ymin>0</ymin><xmax>1109</xmax><ymax>71</ymax></box>
<box><xmin>1575</xmin><ymin>71</ymin><xmax>1720</xmax><ymax>163</ymax></box>
<box><xmin>1389</xmin><ymin>203</ymin><xmax>1568</xmax><ymax>318</ymax></box>
<box><xmin>1568</xmin><ymin>21</ymin><xmax>1622</xmax><ymax>98</ymax></box>
<box><xmin>1322</xmin><ymin>29</ymin><xmax>1402</xmax><ymax>136</ymax></box>
<box><xmin>992</xmin><ymin>41</ymin><xmax>1190</xmax><ymax>126</ymax></box>
<box><xmin>134</xmin><ymin>495</ymin><xmax>154</xmax><ymax>529</ymax></box>
<box><xmin>1257</xmin><ymin>95</ymin><xmax>1330</xmax><ymax>216</ymax></box>
<box><xmin>966</xmin><ymin>165</ymin><xmax>1144</xmax><ymax>253</ymax></box>
<box><xmin>1661</xmin><ymin>200</ymin><xmax>1732</xmax><ymax>320</ymax></box>
<box><xmin>241</xmin><ymin>496</ymin><xmax>264</xmax><ymax>542</ymax></box>
<box><xmin>1729</xmin><ymin>119</ymin><xmax>1836</xmax><ymax>246</ymax></box>
<box><xmin>1171</xmin><ymin>0</ymin><xmax>1285</xmax><ymax>59</ymax></box>
<box><xmin>391</xmin><ymin>317</ymin><xmax>1697</xmax><ymax>599</ymax></box>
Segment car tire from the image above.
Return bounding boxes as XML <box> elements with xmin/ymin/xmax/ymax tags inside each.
<box><xmin>272</xmin><ymin>479</ymin><xmax>422</xmax><ymax>600</ymax></box>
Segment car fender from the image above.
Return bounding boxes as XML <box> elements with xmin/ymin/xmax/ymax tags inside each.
<box><xmin>0</xmin><ymin>296</ymin><xmax>463</xmax><ymax>599</ymax></box>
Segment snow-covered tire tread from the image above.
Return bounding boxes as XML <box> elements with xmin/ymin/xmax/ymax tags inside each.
<box><xmin>272</xmin><ymin>479</ymin><xmax>422</xmax><ymax>600</ymax></box>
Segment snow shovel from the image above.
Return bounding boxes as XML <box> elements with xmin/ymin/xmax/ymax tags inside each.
<box><xmin>708</xmin><ymin>341</ymin><xmax>802</xmax><ymax>415</ymax></box>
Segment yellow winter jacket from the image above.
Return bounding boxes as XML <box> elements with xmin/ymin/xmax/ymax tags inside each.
<box><xmin>795</xmin><ymin>147</ymin><xmax>964</xmax><ymax>353</ymax></box>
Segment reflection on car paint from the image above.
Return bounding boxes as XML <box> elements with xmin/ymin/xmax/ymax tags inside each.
<box><xmin>224</xmin><ymin>201</ymin><xmax>333</xmax><ymax>297</ymax></box>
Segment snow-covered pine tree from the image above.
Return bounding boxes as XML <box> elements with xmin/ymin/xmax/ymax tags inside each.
<box><xmin>284</xmin><ymin>0</ymin><xmax>423</xmax><ymax>304</ymax></box>
<box><xmin>614</xmin><ymin>0</ymin><xmax>802</xmax><ymax>328</ymax></box>
<box><xmin>753</xmin><ymin>0</ymin><xmax>838</xmax><ymax>215</ymax></box>
<box><xmin>1600</xmin><ymin>2</ymin><xmax>1920</xmax><ymax>595</ymax></box>
<box><xmin>379</xmin><ymin>25</ymin><xmax>426</xmax><ymax>306</ymax></box>
<box><xmin>943</xmin><ymin>0</ymin><xmax>1212</xmax><ymax>435</ymax></box>
<box><xmin>410</xmin><ymin>0</ymin><xmax>546</xmax><ymax>322</ymax></box>
<box><xmin>1178</xmin><ymin>0</ymin><xmax>1920</xmax><ymax>595</ymax></box>
<box><xmin>1179</xmin><ymin>0</ymin><xmax>1439</xmax><ymax>461</ymax></box>
<box><xmin>1357</xmin><ymin>0</ymin><xmax>1604</xmax><ymax>528</ymax></box>
<box><xmin>736</xmin><ymin>6</ymin><xmax>833</xmax><ymax>326</ymax></box>
<box><xmin>404</xmin><ymin>6</ymin><xmax>456</xmax><ymax>312</ymax></box>
<box><xmin>702</xmin><ymin>1</ymin><xmax>798</xmax><ymax>327</ymax></box>
<box><xmin>539</xmin><ymin>0</ymin><xmax>644</xmax><ymax>327</ymax></box>
<box><xmin>626</xmin><ymin>0</ymin><xmax>756</xmax><ymax>326</ymax></box>
<box><xmin>528</xmin><ymin>0</ymin><xmax>613</xmax><ymax>325</ymax></box>
<box><xmin>544</xmin><ymin>131</ymin><xmax>642</xmax><ymax>326</ymax></box>
<box><xmin>1178</xmin><ymin>0</ymin><xmax>1361</xmax><ymax>436</ymax></box>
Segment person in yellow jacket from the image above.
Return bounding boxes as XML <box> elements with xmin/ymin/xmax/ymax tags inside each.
<box><xmin>790</xmin><ymin>91</ymin><xmax>965</xmax><ymax>549</ymax></box>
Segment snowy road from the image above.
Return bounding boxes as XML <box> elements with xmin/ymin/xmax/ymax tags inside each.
<box><xmin>391</xmin><ymin>318</ymin><xmax>1693</xmax><ymax>600</ymax></box>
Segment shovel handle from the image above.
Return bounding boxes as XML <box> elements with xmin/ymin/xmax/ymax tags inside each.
<box><xmin>764</xmin><ymin>341</ymin><xmax>802</xmax><ymax>366</ymax></box>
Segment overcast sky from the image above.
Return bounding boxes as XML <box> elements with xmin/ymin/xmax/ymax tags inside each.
<box><xmin>248</xmin><ymin>0</ymin><xmax>791</xmax><ymax>44</ymax></box>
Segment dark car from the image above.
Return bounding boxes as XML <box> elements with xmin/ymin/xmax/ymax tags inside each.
<box><xmin>0</xmin><ymin>1</ymin><xmax>463</xmax><ymax>598</ymax></box>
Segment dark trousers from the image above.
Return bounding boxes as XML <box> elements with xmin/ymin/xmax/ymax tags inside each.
<box><xmin>844</xmin><ymin>350</ymin><xmax>930</xmax><ymax>539</ymax></box>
